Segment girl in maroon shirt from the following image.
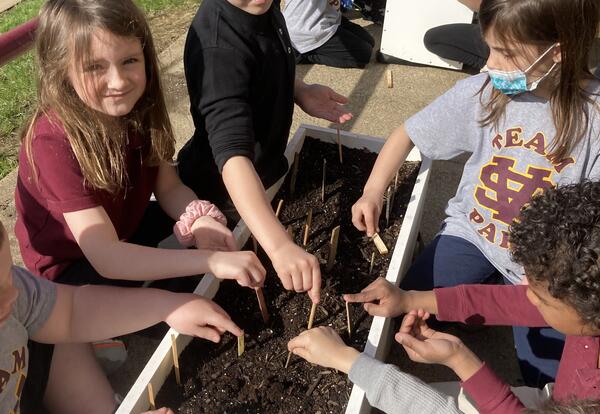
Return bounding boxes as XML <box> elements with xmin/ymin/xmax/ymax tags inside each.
<box><xmin>14</xmin><ymin>1</ymin><xmax>267</xmax><ymax>411</ymax></box>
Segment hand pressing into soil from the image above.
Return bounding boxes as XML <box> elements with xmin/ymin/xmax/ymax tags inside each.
<box><xmin>191</xmin><ymin>216</ymin><xmax>237</xmax><ymax>251</ymax></box>
<box><xmin>351</xmin><ymin>189</ymin><xmax>383</xmax><ymax>237</ymax></box>
<box><xmin>344</xmin><ymin>277</ymin><xmax>438</xmax><ymax>317</ymax></box>
<box><xmin>164</xmin><ymin>294</ymin><xmax>243</xmax><ymax>343</ymax></box>
<box><xmin>271</xmin><ymin>241</ymin><xmax>321</xmax><ymax>304</ymax></box>
<box><xmin>395</xmin><ymin>309</ymin><xmax>483</xmax><ymax>381</ymax></box>
<box><xmin>207</xmin><ymin>250</ymin><xmax>266</xmax><ymax>288</ymax></box>
<box><xmin>288</xmin><ymin>326</ymin><xmax>359</xmax><ymax>373</ymax></box>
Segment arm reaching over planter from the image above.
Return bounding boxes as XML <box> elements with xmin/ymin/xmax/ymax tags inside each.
<box><xmin>287</xmin><ymin>326</ymin><xmax>462</xmax><ymax>414</ymax></box>
<box><xmin>344</xmin><ymin>277</ymin><xmax>437</xmax><ymax>317</ymax></box>
<box><xmin>352</xmin><ymin>126</ymin><xmax>415</xmax><ymax>237</ymax></box>
<box><xmin>222</xmin><ymin>156</ymin><xmax>322</xmax><ymax>303</ymax></box>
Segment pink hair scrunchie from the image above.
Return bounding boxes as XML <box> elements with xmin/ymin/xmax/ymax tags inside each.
<box><xmin>173</xmin><ymin>200</ymin><xmax>227</xmax><ymax>247</ymax></box>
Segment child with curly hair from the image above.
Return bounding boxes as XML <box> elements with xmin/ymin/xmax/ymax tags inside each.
<box><xmin>336</xmin><ymin>180</ymin><xmax>600</xmax><ymax>412</ymax></box>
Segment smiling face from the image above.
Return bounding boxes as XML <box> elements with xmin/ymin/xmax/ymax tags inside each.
<box><xmin>0</xmin><ymin>225</ymin><xmax>17</xmax><ymax>328</ymax></box>
<box><xmin>68</xmin><ymin>29</ymin><xmax>146</xmax><ymax>117</ymax></box>
<box><xmin>525</xmin><ymin>279</ymin><xmax>599</xmax><ymax>336</ymax></box>
<box><xmin>227</xmin><ymin>0</ymin><xmax>273</xmax><ymax>15</ymax></box>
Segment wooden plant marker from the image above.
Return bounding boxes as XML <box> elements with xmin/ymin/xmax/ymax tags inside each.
<box><xmin>307</xmin><ymin>302</ymin><xmax>318</xmax><ymax>329</ymax></box>
<box><xmin>386</xmin><ymin>69</ymin><xmax>394</xmax><ymax>88</ymax></box>
<box><xmin>394</xmin><ymin>171</ymin><xmax>399</xmax><ymax>192</ymax></box>
<box><xmin>286</xmin><ymin>292</ymin><xmax>319</xmax><ymax>368</ymax></box>
<box><xmin>345</xmin><ymin>301</ymin><xmax>352</xmax><ymax>337</ymax></box>
<box><xmin>303</xmin><ymin>208</ymin><xmax>313</xmax><ymax>246</ymax></box>
<box><xmin>326</xmin><ymin>225</ymin><xmax>340</xmax><ymax>272</ymax></box>
<box><xmin>368</xmin><ymin>251</ymin><xmax>375</xmax><ymax>276</ymax></box>
<box><xmin>285</xmin><ymin>350</ymin><xmax>293</xmax><ymax>368</ymax></box>
<box><xmin>372</xmin><ymin>233</ymin><xmax>389</xmax><ymax>255</ymax></box>
<box><xmin>336</xmin><ymin>126</ymin><xmax>343</xmax><ymax>164</ymax></box>
<box><xmin>171</xmin><ymin>334</ymin><xmax>181</xmax><ymax>386</ymax></box>
<box><xmin>385</xmin><ymin>186</ymin><xmax>392</xmax><ymax>227</ymax></box>
<box><xmin>147</xmin><ymin>383</ymin><xmax>156</xmax><ymax>410</ymax></box>
<box><xmin>275</xmin><ymin>199</ymin><xmax>284</xmax><ymax>219</ymax></box>
<box><xmin>289</xmin><ymin>152</ymin><xmax>300</xmax><ymax>197</ymax></box>
<box><xmin>255</xmin><ymin>287</ymin><xmax>270</xmax><ymax>323</ymax></box>
<box><xmin>238</xmin><ymin>332</ymin><xmax>245</xmax><ymax>357</ymax></box>
<box><xmin>321</xmin><ymin>159</ymin><xmax>327</xmax><ymax>203</ymax></box>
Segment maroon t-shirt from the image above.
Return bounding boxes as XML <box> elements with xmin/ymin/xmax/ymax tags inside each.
<box><xmin>15</xmin><ymin>114</ymin><xmax>158</xmax><ymax>280</ymax></box>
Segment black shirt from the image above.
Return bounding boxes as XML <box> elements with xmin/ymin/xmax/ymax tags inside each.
<box><xmin>177</xmin><ymin>0</ymin><xmax>296</xmax><ymax>205</ymax></box>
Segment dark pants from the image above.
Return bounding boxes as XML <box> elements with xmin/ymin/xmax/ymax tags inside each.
<box><xmin>423</xmin><ymin>23</ymin><xmax>489</xmax><ymax>70</ymax></box>
<box><xmin>401</xmin><ymin>234</ymin><xmax>564</xmax><ymax>388</ymax></box>
<box><xmin>295</xmin><ymin>16</ymin><xmax>375</xmax><ymax>68</ymax></box>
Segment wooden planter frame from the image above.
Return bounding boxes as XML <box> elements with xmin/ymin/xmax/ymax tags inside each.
<box><xmin>117</xmin><ymin>124</ymin><xmax>432</xmax><ymax>414</ymax></box>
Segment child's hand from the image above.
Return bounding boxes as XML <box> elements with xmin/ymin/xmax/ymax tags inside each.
<box><xmin>192</xmin><ymin>216</ymin><xmax>237</xmax><ymax>251</ymax></box>
<box><xmin>344</xmin><ymin>277</ymin><xmax>408</xmax><ymax>317</ymax></box>
<box><xmin>294</xmin><ymin>82</ymin><xmax>353</xmax><ymax>124</ymax></box>
<box><xmin>352</xmin><ymin>190</ymin><xmax>383</xmax><ymax>237</ymax></box>
<box><xmin>395</xmin><ymin>309</ymin><xmax>464</xmax><ymax>365</ymax></box>
<box><xmin>396</xmin><ymin>310</ymin><xmax>483</xmax><ymax>380</ymax></box>
<box><xmin>207</xmin><ymin>251</ymin><xmax>266</xmax><ymax>288</ymax></box>
<box><xmin>270</xmin><ymin>241</ymin><xmax>321</xmax><ymax>303</ymax></box>
<box><xmin>287</xmin><ymin>326</ymin><xmax>360</xmax><ymax>373</ymax></box>
<box><xmin>165</xmin><ymin>294</ymin><xmax>242</xmax><ymax>343</ymax></box>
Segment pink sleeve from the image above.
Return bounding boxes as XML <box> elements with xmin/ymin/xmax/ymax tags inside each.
<box><xmin>462</xmin><ymin>364</ymin><xmax>526</xmax><ymax>414</ymax></box>
<box><xmin>435</xmin><ymin>285</ymin><xmax>547</xmax><ymax>327</ymax></box>
<box><xmin>31</xmin><ymin>131</ymin><xmax>100</xmax><ymax>213</ymax></box>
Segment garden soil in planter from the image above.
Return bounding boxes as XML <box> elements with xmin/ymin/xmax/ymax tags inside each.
<box><xmin>157</xmin><ymin>137</ymin><xmax>420</xmax><ymax>413</ymax></box>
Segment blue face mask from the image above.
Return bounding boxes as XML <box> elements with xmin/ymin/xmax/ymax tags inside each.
<box><xmin>482</xmin><ymin>43</ymin><xmax>559</xmax><ymax>95</ymax></box>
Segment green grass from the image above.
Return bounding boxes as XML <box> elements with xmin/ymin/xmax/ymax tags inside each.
<box><xmin>0</xmin><ymin>0</ymin><xmax>197</xmax><ymax>180</ymax></box>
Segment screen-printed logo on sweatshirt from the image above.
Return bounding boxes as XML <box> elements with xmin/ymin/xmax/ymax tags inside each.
<box><xmin>470</xmin><ymin>127</ymin><xmax>575</xmax><ymax>248</ymax></box>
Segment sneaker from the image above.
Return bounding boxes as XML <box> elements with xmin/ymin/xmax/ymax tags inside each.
<box><xmin>93</xmin><ymin>339</ymin><xmax>128</xmax><ymax>375</ymax></box>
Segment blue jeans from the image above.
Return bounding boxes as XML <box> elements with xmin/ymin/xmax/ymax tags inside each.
<box><xmin>402</xmin><ymin>235</ymin><xmax>564</xmax><ymax>388</ymax></box>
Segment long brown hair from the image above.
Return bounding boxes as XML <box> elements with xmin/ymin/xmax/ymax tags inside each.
<box><xmin>478</xmin><ymin>0</ymin><xmax>600</xmax><ymax>163</ymax></box>
<box><xmin>24</xmin><ymin>0</ymin><xmax>175</xmax><ymax>193</ymax></box>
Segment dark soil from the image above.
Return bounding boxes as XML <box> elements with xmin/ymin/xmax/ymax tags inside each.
<box><xmin>157</xmin><ymin>137</ymin><xmax>420</xmax><ymax>413</ymax></box>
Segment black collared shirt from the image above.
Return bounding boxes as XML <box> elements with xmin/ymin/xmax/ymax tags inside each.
<box><xmin>177</xmin><ymin>0</ymin><xmax>296</xmax><ymax>203</ymax></box>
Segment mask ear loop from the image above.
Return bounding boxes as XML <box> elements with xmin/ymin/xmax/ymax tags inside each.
<box><xmin>524</xmin><ymin>42</ymin><xmax>560</xmax><ymax>73</ymax></box>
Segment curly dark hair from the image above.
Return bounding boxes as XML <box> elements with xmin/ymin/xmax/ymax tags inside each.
<box><xmin>510</xmin><ymin>181</ymin><xmax>600</xmax><ymax>331</ymax></box>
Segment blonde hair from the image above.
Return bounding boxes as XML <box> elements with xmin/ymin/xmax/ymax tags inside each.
<box><xmin>24</xmin><ymin>0</ymin><xmax>175</xmax><ymax>193</ymax></box>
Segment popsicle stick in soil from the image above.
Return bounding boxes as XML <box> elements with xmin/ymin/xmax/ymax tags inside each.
<box><xmin>336</xmin><ymin>126</ymin><xmax>343</xmax><ymax>164</ymax></box>
<box><xmin>255</xmin><ymin>287</ymin><xmax>270</xmax><ymax>323</ymax></box>
<box><xmin>372</xmin><ymin>233</ymin><xmax>389</xmax><ymax>255</ymax></box>
<box><xmin>386</xmin><ymin>69</ymin><xmax>394</xmax><ymax>88</ymax></box>
<box><xmin>171</xmin><ymin>334</ymin><xmax>181</xmax><ymax>386</ymax></box>
<box><xmin>368</xmin><ymin>251</ymin><xmax>375</xmax><ymax>276</ymax></box>
<box><xmin>326</xmin><ymin>225</ymin><xmax>340</xmax><ymax>272</ymax></box>
<box><xmin>321</xmin><ymin>158</ymin><xmax>327</xmax><ymax>203</ymax></box>
<box><xmin>385</xmin><ymin>186</ymin><xmax>392</xmax><ymax>227</ymax></box>
<box><xmin>345</xmin><ymin>301</ymin><xmax>352</xmax><ymax>337</ymax></box>
<box><xmin>237</xmin><ymin>333</ymin><xmax>245</xmax><ymax>357</ymax></box>
<box><xmin>275</xmin><ymin>199</ymin><xmax>284</xmax><ymax>219</ymax></box>
<box><xmin>147</xmin><ymin>383</ymin><xmax>156</xmax><ymax>410</ymax></box>
<box><xmin>289</xmin><ymin>151</ymin><xmax>300</xmax><ymax>197</ymax></box>
<box><xmin>303</xmin><ymin>208</ymin><xmax>313</xmax><ymax>246</ymax></box>
<box><xmin>307</xmin><ymin>302</ymin><xmax>318</xmax><ymax>329</ymax></box>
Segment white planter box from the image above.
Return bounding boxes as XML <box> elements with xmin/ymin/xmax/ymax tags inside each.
<box><xmin>117</xmin><ymin>124</ymin><xmax>432</xmax><ymax>414</ymax></box>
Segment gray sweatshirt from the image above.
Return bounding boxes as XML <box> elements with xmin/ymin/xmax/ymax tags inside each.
<box><xmin>348</xmin><ymin>353</ymin><xmax>461</xmax><ymax>414</ymax></box>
